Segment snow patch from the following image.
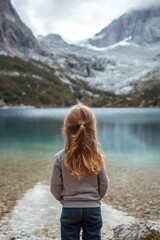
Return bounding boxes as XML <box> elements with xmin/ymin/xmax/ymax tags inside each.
<box><xmin>0</xmin><ymin>70</ymin><xmax>20</xmax><ymax>77</ymax></box>
<box><xmin>77</xmin><ymin>36</ymin><xmax>134</xmax><ymax>51</ymax></box>
<box><xmin>118</xmin><ymin>86</ymin><xmax>134</xmax><ymax>95</ymax></box>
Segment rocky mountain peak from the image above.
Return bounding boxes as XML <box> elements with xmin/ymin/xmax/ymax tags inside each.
<box><xmin>89</xmin><ymin>6</ymin><xmax>160</xmax><ymax>47</ymax></box>
<box><xmin>0</xmin><ymin>0</ymin><xmax>38</xmax><ymax>54</ymax></box>
<box><xmin>45</xmin><ymin>34</ymin><xmax>65</xmax><ymax>42</ymax></box>
<box><xmin>0</xmin><ymin>0</ymin><xmax>10</xmax><ymax>9</ymax></box>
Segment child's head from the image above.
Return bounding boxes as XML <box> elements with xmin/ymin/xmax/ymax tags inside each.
<box><xmin>64</xmin><ymin>104</ymin><xmax>96</xmax><ymax>141</ymax></box>
<box><xmin>63</xmin><ymin>104</ymin><xmax>104</xmax><ymax>179</ymax></box>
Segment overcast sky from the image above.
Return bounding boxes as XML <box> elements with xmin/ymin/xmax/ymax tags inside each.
<box><xmin>12</xmin><ymin>0</ymin><xmax>160</xmax><ymax>42</ymax></box>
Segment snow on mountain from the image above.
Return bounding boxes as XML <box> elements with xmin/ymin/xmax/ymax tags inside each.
<box><xmin>77</xmin><ymin>36</ymin><xmax>134</xmax><ymax>51</ymax></box>
<box><xmin>37</xmin><ymin>32</ymin><xmax>160</xmax><ymax>96</ymax></box>
<box><xmin>0</xmin><ymin>0</ymin><xmax>160</xmax><ymax>107</ymax></box>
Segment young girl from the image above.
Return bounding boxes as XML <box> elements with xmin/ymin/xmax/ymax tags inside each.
<box><xmin>50</xmin><ymin>105</ymin><xmax>109</xmax><ymax>240</ymax></box>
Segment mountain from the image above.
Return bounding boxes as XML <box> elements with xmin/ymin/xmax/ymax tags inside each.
<box><xmin>0</xmin><ymin>0</ymin><xmax>38</xmax><ymax>54</ymax></box>
<box><xmin>89</xmin><ymin>6</ymin><xmax>160</xmax><ymax>48</ymax></box>
<box><xmin>37</xmin><ymin>33</ymin><xmax>76</xmax><ymax>56</ymax></box>
<box><xmin>0</xmin><ymin>0</ymin><xmax>160</xmax><ymax>108</ymax></box>
<box><xmin>38</xmin><ymin>34</ymin><xmax>68</xmax><ymax>48</ymax></box>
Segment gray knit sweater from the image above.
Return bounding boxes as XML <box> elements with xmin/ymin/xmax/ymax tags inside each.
<box><xmin>50</xmin><ymin>149</ymin><xmax>109</xmax><ymax>207</ymax></box>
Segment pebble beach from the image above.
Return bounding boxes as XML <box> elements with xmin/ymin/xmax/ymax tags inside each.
<box><xmin>0</xmin><ymin>150</ymin><xmax>160</xmax><ymax>239</ymax></box>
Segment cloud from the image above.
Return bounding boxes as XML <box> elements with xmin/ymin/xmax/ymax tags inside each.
<box><xmin>133</xmin><ymin>0</ymin><xmax>160</xmax><ymax>9</ymax></box>
<box><xmin>11</xmin><ymin>0</ymin><xmax>160</xmax><ymax>42</ymax></box>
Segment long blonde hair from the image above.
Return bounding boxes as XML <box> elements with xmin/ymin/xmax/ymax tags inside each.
<box><xmin>63</xmin><ymin>105</ymin><xmax>104</xmax><ymax>179</ymax></box>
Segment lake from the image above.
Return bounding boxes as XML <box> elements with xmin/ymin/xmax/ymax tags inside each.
<box><xmin>0</xmin><ymin>107</ymin><xmax>160</xmax><ymax>166</ymax></box>
<box><xmin>0</xmin><ymin>107</ymin><xmax>160</xmax><ymax>222</ymax></box>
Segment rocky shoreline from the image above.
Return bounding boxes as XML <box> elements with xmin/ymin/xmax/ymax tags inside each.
<box><xmin>0</xmin><ymin>183</ymin><xmax>160</xmax><ymax>240</ymax></box>
<box><xmin>105</xmin><ymin>164</ymin><xmax>160</xmax><ymax>222</ymax></box>
<box><xmin>1</xmin><ymin>222</ymin><xmax>160</xmax><ymax>240</ymax></box>
<box><xmin>0</xmin><ymin>152</ymin><xmax>160</xmax><ymax>239</ymax></box>
<box><xmin>0</xmin><ymin>150</ymin><xmax>51</xmax><ymax>220</ymax></box>
<box><xmin>1</xmin><ymin>160</ymin><xmax>160</xmax><ymax>223</ymax></box>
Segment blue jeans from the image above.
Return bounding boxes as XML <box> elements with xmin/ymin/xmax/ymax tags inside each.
<box><xmin>60</xmin><ymin>207</ymin><xmax>102</xmax><ymax>240</ymax></box>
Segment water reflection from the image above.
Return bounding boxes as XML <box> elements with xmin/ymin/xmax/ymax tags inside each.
<box><xmin>0</xmin><ymin>108</ymin><xmax>159</xmax><ymax>166</ymax></box>
<box><xmin>0</xmin><ymin>110</ymin><xmax>64</xmax><ymax>151</ymax></box>
<box><xmin>99</xmin><ymin>122</ymin><xmax>160</xmax><ymax>152</ymax></box>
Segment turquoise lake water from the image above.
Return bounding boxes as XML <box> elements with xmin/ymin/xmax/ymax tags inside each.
<box><xmin>0</xmin><ymin>107</ymin><xmax>160</xmax><ymax>167</ymax></box>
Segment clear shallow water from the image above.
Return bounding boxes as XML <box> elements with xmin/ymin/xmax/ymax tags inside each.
<box><xmin>0</xmin><ymin>107</ymin><xmax>160</xmax><ymax>167</ymax></box>
<box><xmin>0</xmin><ymin>182</ymin><xmax>134</xmax><ymax>240</ymax></box>
<box><xmin>0</xmin><ymin>107</ymin><xmax>160</xmax><ymax>232</ymax></box>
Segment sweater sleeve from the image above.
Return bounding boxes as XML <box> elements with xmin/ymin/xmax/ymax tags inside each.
<box><xmin>97</xmin><ymin>164</ymin><xmax>109</xmax><ymax>200</ymax></box>
<box><xmin>50</xmin><ymin>156</ymin><xmax>63</xmax><ymax>202</ymax></box>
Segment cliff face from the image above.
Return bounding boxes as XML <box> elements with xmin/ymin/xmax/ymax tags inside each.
<box><xmin>0</xmin><ymin>0</ymin><xmax>38</xmax><ymax>53</ymax></box>
<box><xmin>89</xmin><ymin>7</ymin><xmax>160</xmax><ymax>47</ymax></box>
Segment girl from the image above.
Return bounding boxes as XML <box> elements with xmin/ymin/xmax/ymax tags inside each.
<box><xmin>50</xmin><ymin>105</ymin><xmax>109</xmax><ymax>240</ymax></box>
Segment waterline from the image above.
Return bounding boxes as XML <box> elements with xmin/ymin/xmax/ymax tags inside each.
<box><xmin>0</xmin><ymin>182</ymin><xmax>135</xmax><ymax>240</ymax></box>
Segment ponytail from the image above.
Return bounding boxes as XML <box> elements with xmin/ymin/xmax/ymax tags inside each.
<box><xmin>63</xmin><ymin>105</ymin><xmax>104</xmax><ymax>179</ymax></box>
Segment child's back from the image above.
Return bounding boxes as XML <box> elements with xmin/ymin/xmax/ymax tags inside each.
<box><xmin>50</xmin><ymin>105</ymin><xmax>109</xmax><ymax>240</ymax></box>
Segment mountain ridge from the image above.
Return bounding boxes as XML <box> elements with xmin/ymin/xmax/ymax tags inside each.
<box><xmin>89</xmin><ymin>6</ymin><xmax>160</xmax><ymax>48</ymax></box>
<box><xmin>0</xmin><ymin>0</ymin><xmax>38</xmax><ymax>54</ymax></box>
<box><xmin>0</xmin><ymin>0</ymin><xmax>160</xmax><ymax>107</ymax></box>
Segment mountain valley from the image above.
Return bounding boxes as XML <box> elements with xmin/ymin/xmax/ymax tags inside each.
<box><xmin>0</xmin><ymin>0</ymin><xmax>160</xmax><ymax>107</ymax></box>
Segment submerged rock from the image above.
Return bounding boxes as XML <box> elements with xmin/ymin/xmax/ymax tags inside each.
<box><xmin>3</xmin><ymin>222</ymin><xmax>160</xmax><ymax>240</ymax></box>
<box><xmin>112</xmin><ymin>222</ymin><xmax>160</xmax><ymax>240</ymax></box>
